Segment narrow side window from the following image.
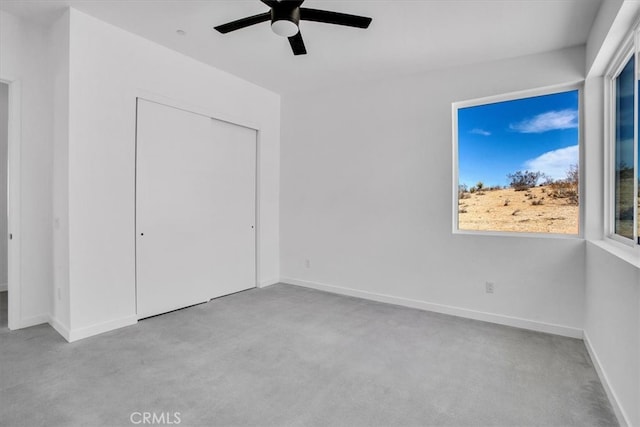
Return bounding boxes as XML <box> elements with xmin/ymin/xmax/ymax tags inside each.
<box><xmin>613</xmin><ymin>55</ymin><xmax>636</xmax><ymax>240</ymax></box>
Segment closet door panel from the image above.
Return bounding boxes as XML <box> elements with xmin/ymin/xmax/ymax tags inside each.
<box><xmin>208</xmin><ymin>119</ymin><xmax>256</xmax><ymax>299</ymax></box>
<box><xmin>136</xmin><ymin>99</ymin><xmax>256</xmax><ymax>319</ymax></box>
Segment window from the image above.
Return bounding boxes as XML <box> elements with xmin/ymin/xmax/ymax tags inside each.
<box><xmin>613</xmin><ymin>55</ymin><xmax>636</xmax><ymax>241</ymax></box>
<box><xmin>453</xmin><ymin>87</ymin><xmax>581</xmax><ymax>235</ymax></box>
<box><xmin>607</xmin><ymin>30</ymin><xmax>640</xmax><ymax>246</ymax></box>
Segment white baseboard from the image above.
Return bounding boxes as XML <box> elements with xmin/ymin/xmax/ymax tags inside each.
<box><xmin>48</xmin><ymin>315</ymin><xmax>71</xmax><ymax>342</ymax></box>
<box><xmin>0</xmin><ymin>282</ymin><xmax>7</xmax><ymax>292</ymax></box>
<box><xmin>281</xmin><ymin>277</ymin><xmax>583</xmax><ymax>339</ymax></box>
<box><xmin>66</xmin><ymin>315</ymin><xmax>138</xmax><ymax>342</ymax></box>
<box><xmin>583</xmin><ymin>331</ymin><xmax>630</xmax><ymax>427</ymax></box>
<box><xmin>258</xmin><ymin>278</ymin><xmax>280</xmax><ymax>288</ymax></box>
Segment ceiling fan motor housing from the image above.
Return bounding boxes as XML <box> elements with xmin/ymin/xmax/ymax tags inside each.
<box><xmin>271</xmin><ymin>5</ymin><xmax>300</xmax><ymax>37</ymax></box>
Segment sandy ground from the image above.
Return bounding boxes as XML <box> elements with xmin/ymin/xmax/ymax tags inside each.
<box><xmin>615</xmin><ymin>176</ymin><xmax>638</xmax><ymax>239</ymax></box>
<box><xmin>458</xmin><ymin>185</ymin><xmax>579</xmax><ymax>234</ymax></box>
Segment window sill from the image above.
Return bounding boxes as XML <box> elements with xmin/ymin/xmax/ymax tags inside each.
<box><xmin>454</xmin><ymin>229</ymin><xmax>582</xmax><ymax>240</ymax></box>
<box><xmin>588</xmin><ymin>238</ymin><xmax>640</xmax><ymax>269</ymax></box>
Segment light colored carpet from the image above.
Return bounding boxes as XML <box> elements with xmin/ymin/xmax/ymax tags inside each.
<box><xmin>0</xmin><ymin>290</ymin><xmax>6</xmax><ymax>329</ymax></box>
<box><xmin>0</xmin><ymin>283</ymin><xmax>617</xmax><ymax>426</ymax></box>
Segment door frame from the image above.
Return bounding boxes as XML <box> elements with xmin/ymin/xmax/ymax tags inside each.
<box><xmin>1</xmin><ymin>77</ymin><xmax>22</xmax><ymax>330</ymax></box>
<box><xmin>134</xmin><ymin>91</ymin><xmax>261</xmax><ymax>317</ymax></box>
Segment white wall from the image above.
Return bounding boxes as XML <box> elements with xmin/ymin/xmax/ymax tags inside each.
<box><xmin>281</xmin><ymin>46</ymin><xmax>587</xmax><ymax>337</ymax></box>
<box><xmin>0</xmin><ymin>10</ymin><xmax>53</xmax><ymax>327</ymax></box>
<box><xmin>586</xmin><ymin>0</ymin><xmax>625</xmax><ymax>75</ymax></box>
<box><xmin>584</xmin><ymin>244</ymin><xmax>639</xmax><ymax>427</ymax></box>
<box><xmin>583</xmin><ymin>76</ymin><xmax>605</xmax><ymax>242</ymax></box>
<box><xmin>582</xmin><ymin>2</ymin><xmax>640</xmax><ymax>425</ymax></box>
<box><xmin>50</xmin><ymin>10</ymin><xmax>70</xmax><ymax>331</ymax></box>
<box><xmin>0</xmin><ymin>83</ymin><xmax>8</xmax><ymax>289</ymax></box>
<box><xmin>59</xmin><ymin>9</ymin><xmax>280</xmax><ymax>340</ymax></box>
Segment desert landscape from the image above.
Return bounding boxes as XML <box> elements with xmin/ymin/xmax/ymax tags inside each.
<box><xmin>458</xmin><ymin>184</ymin><xmax>579</xmax><ymax>234</ymax></box>
<box><xmin>459</xmin><ymin>171</ymin><xmax>640</xmax><ymax>236</ymax></box>
<box><xmin>614</xmin><ymin>171</ymin><xmax>639</xmax><ymax>239</ymax></box>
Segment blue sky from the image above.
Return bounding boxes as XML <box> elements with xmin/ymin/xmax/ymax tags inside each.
<box><xmin>615</xmin><ymin>57</ymin><xmax>634</xmax><ymax>171</ymax></box>
<box><xmin>458</xmin><ymin>90</ymin><xmax>579</xmax><ymax>188</ymax></box>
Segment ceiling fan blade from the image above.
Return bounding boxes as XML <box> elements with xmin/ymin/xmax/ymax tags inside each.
<box><xmin>214</xmin><ymin>12</ymin><xmax>271</xmax><ymax>34</ymax></box>
<box><xmin>300</xmin><ymin>8</ymin><xmax>372</xmax><ymax>28</ymax></box>
<box><xmin>260</xmin><ymin>0</ymin><xmax>278</xmax><ymax>7</ymax></box>
<box><xmin>288</xmin><ymin>31</ymin><xmax>307</xmax><ymax>55</ymax></box>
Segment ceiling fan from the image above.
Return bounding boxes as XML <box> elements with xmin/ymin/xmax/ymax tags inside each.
<box><xmin>214</xmin><ymin>0</ymin><xmax>373</xmax><ymax>56</ymax></box>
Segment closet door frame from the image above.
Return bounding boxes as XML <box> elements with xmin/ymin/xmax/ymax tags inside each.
<box><xmin>134</xmin><ymin>91</ymin><xmax>261</xmax><ymax>317</ymax></box>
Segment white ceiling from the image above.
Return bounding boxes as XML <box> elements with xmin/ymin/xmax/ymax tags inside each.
<box><xmin>1</xmin><ymin>0</ymin><xmax>602</xmax><ymax>94</ymax></box>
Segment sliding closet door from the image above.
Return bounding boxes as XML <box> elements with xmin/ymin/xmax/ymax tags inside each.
<box><xmin>207</xmin><ymin>118</ymin><xmax>257</xmax><ymax>298</ymax></box>
<box><xmin>136</xmin><ymin>99</ymin><xmax>256</xmax><ymax>319</ymax></box>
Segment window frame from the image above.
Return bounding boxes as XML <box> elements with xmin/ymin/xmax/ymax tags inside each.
<box><xmin>452</xmin><ymin>82</ymin><xmax>584</xmax><ymax>238</ymax></box>
<box><xmin>604</xmin><ymin>29</ymin><xmax>640</xmax><ymax>248</ymax></box>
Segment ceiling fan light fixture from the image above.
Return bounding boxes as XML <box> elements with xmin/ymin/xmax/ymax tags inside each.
<box><xmin>271</xmin><ymin>19</ymin><xmax>298</xmax><ymax>37</ymax></box>
<box><xmin>214</xmin><ymin>0</ymin><xmax>373</xmax><ymax>55</ymax></box>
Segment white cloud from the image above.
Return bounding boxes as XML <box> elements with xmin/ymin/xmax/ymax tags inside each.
<box><xmin>470</xmin><ymin>128</ymin><xmax>491</xmax><ymax>136</ymax></box>
<box><xmin>523</xmin><ymin>145</ymin><xmax>578</xmax><ymax>181</ymax></box>
<box><xmin>510</xmin><ymin>109</ymin><xmax>578</xmax><ymax>133</ymax></box>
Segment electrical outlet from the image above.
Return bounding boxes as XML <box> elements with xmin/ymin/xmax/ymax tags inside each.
<box><xmin>485</xmin><ymin>282</ymin><xmax>494</xmax><ymax>294</ymax></box>
<box><xmin>305</xmin><ymin>259</ymin><xmax>311</xmax><ymax>268</ymax></box>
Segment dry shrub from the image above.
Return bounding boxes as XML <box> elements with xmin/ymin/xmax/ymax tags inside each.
<box><xmin>507</xmin><ymin>170</ymin><xmax>543</xmax><ymax>191</ymax></box>
<box><xmin>546</xmin><ymin>164</ymin><xmax>579</xmax><ymax>205</ymax></box>
<box><xmin>548</xmin><ymin>181</ymin><xmax>578</xmax><ymax>205</ymax></box>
